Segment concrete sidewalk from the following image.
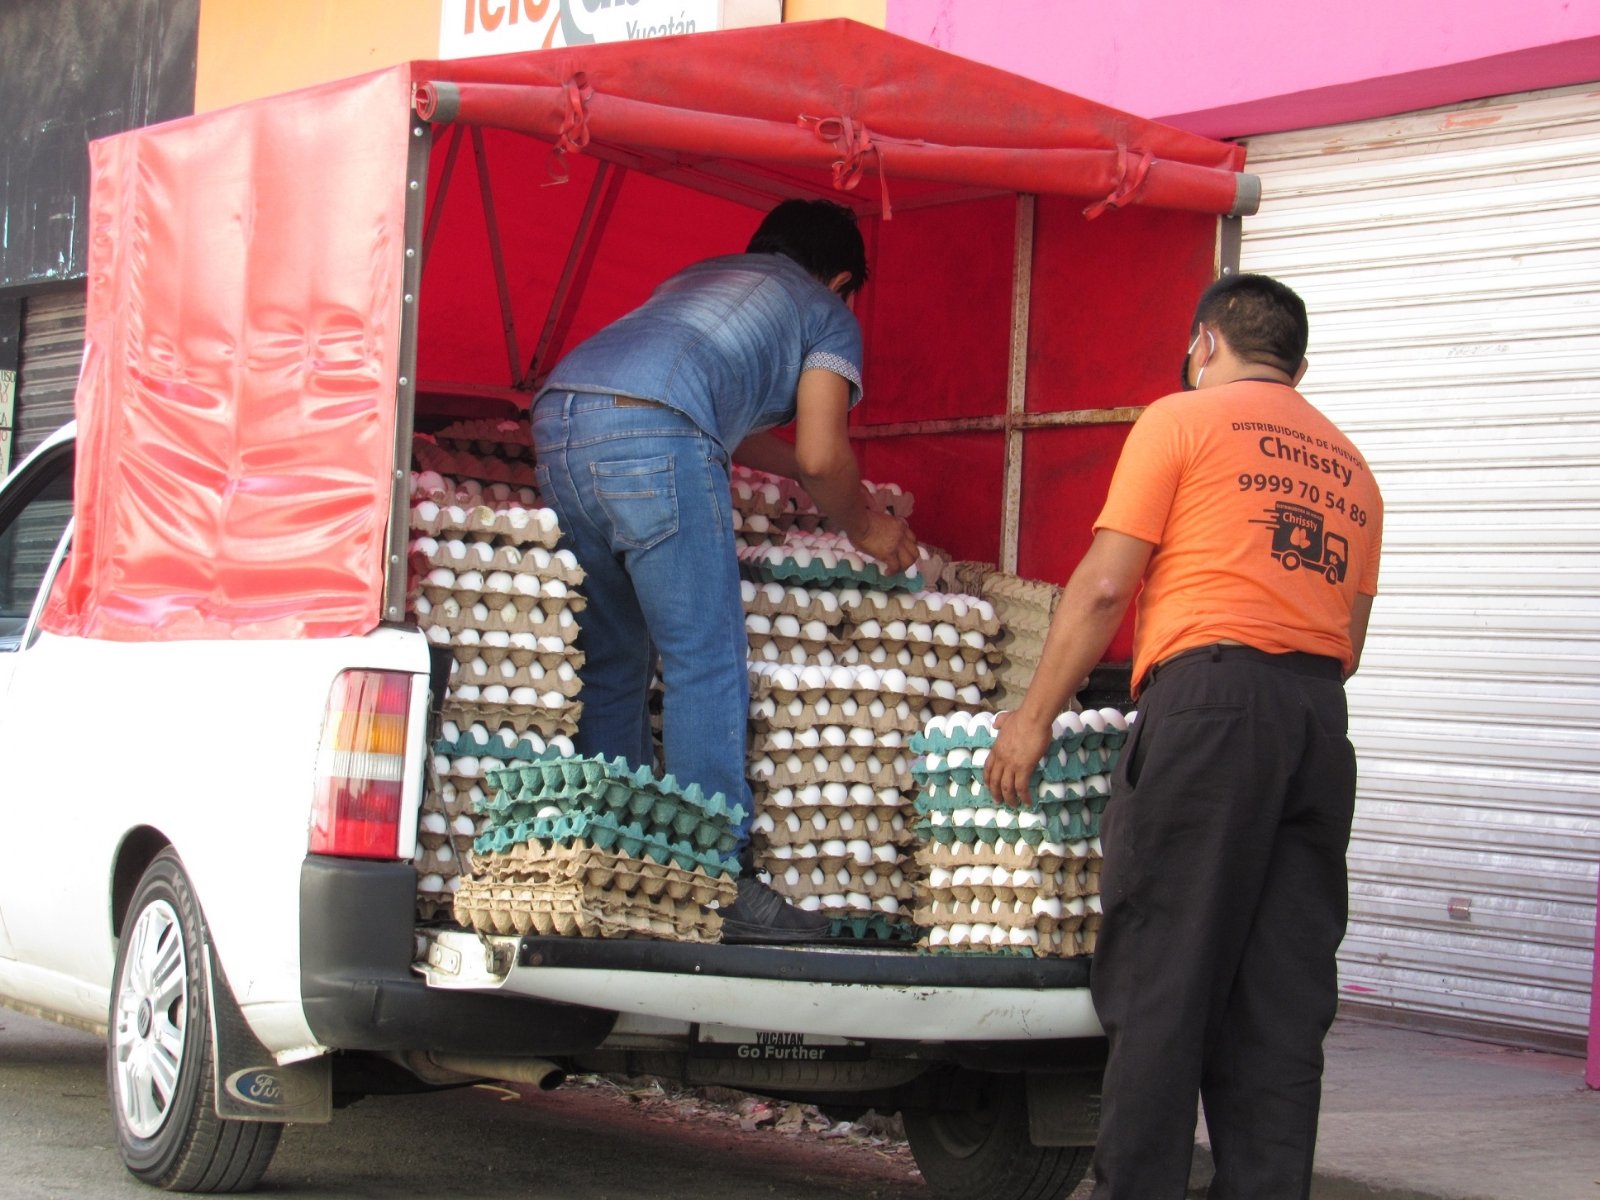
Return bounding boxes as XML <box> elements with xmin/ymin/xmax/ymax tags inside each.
<box><xmin>1188</xmin><ymin>1018</ymin><xmax>1600</xmax><ymax>1200</ymax></box>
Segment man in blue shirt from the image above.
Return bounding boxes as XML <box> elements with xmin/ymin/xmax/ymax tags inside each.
<box><xmin>532</xmin><ymin>200</ymin><xmax>918</xmax><ymax>941</ymax></box>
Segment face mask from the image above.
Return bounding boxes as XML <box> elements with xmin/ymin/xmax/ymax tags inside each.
<box><xmin>1180</xmin><ymin>327</ymin><xmax>1215</xmax><ymax>391</ymax></box>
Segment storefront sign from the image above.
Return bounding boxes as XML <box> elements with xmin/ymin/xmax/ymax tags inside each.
<box><xmin>440</xmin><ymin>0</ymin><xmax>724</xmax><ymax>57</ymax></box>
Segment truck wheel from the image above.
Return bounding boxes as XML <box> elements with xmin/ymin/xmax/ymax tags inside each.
<box><xmin>1279</xmin><ymin>550</ymin><xmax>1302</xmax><ymax>571</ymax></box>
<box><xmin>904</xmin><ymin>1074</ymin><xmax>1091</xmax><ymax>1200</ymax></box>
<box><xmin>108</xmin><ymin>850</ymin><xmax>282</xmax><ymax>1193</ymax></box>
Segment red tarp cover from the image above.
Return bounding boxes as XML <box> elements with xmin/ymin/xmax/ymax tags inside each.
<box><xmin>43</xmin><ymin>20</ymin><xmax>1247</xmax><ymax>642</ymax></box>
<box><xmin>42</xmin><ymin>70</ymin><xmax>414</xmax><ymax>640</ymax></box>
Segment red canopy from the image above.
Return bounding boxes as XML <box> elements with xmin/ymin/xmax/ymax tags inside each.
<box><xmin>44</xmin><ymin>20</ymin><xmax>1246</xmax><ymax>642</ymax></box>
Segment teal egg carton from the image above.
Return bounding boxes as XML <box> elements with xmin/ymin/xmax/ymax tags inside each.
<box><xmin>472</xmin><ymin>810</ymin><xmax>737</xmax><ymax>878</ymax></box>
<box><xmin>741</xmin><ymin>556</ymin><xmax>924</xmax><ymax>594</ymax></box>
<box><xmin>433</xmin><ymin>731</ymin><xmax>557</xmax><ymax>761</ymax></box>
<box><xmin>925</xmin><ymin>944</ymin><xmax>1037</xmax><ymax>958</ymax></box>
<box><xmin>910</xmin><ymin>727</ymin><xmax>996</xmax><ymax>755</ymax></box>
<box><xmin>827</xmin><ymin>914</ymin><xmax>920</xmax><ymax>942</ymax></box>
<box><xmin>915</xmin><ymin>774</ymin><xmax>1049</xmax><ymax>809</ymax></box>
<box><xmin>482</xmin><ymin>755</ymin><xmax>746</xmax><ymax>856</ymax></box>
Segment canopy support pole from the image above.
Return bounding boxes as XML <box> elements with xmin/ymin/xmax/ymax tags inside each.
<box><xmin>470</xmin><ymin>127</ymin><xmax>525</xmax><ymax>388</ymax></box>
<box><xmin>526</xmin><ymin>161</ymin><xmax>627</xmax><ymax>386</ymax></box>
<box><xmin>1000</xmin><ymin>195</ymin><xmax>1035</xmax><ymax>577</ymax></box>
<box><xmin>421</xmin><ymin>124</ymin><xmax>465</xmax><ymax>270</ymax></box>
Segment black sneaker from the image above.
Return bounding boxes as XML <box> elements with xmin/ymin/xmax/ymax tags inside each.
<box><xmin>717</xmin><ymin>876</ymin><xmax>832</xmax><ymax>944</ymax></box>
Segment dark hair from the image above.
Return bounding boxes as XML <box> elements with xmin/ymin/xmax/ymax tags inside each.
<box><xmin>747</xmin><ymin>199</ymin><xmax>869</xmax><ymax>300</ymax></box>
<box><xmin>1192</xmin><ymin>273</ymin><xmax>1309</xmax><ymax>374</ymax></box>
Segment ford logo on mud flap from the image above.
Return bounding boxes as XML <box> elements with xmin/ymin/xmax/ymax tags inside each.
<box><xmin>225</xmin><ymin>1068</ymin><xmax>286</xmax><ymax>1107</ymax></box>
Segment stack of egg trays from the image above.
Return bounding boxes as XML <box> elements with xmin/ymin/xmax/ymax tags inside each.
<box><xmin>908</xmin><ymin>710</ymin><xmax>1131</xmax><ymax>957</ymax></box>
<box><xmin>433</xmin><ymin>417</ymin><xmax>534</xmax><ymax>462</ymax></box>
<box><xmin>407</xmin><ymin>462</ymin><xmax>588</xmax><ymax>740</ymax></box>
<box><xmin>737</xmin><ymin>530</ymin><xmax>928</xmax><ymax>594</ymax></box>
<box><xmin>835</xmin><ymin>587</ymin><xmax>1004</xmax><ymax>720</ymax></box>
<box><xmin>415</xmin><ymin>722</ymin><xmax>569</xmax><ymax>921</ymax></box>
<box><xmin>477</xmin><ymin>756</ymin><xmax>745</xmax><ymax>880</ymax></box>
<box><xmin>453</xmin><ymin>840</ymin><xmax>733</xmax><ymax>942</ymax></box>
<box><xmin>744</xmin><ymin>659</ymin><xmax>920</xmax><ymax>931</ymax></box>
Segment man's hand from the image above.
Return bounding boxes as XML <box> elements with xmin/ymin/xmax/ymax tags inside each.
<box><xmin>846</xmin><ymin>510</ymin><xmax>919</xmax><ymax>574</ymax></box>
<box><xmin>984</xmin><ymin>709</ymin><xmax>1052</xmax><ymax>807</ymax></box>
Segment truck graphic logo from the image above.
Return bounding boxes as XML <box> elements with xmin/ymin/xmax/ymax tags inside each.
<box><xmin>1250</xmin><ymin>502</ymin><xmax>1347</xmax><ymax>584</ymax></box>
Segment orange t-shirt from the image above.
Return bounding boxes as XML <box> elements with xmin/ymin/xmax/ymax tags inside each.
<box><xmin>1094</xmin><ymin>381</ymin><xmax>1383</xmax><ymax>691</ymax></box>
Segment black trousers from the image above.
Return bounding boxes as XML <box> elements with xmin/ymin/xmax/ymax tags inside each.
<box><xmin>1088</xmin><ymin>645</ymin><xmax>1355</xmax><ymax>1200</ymax></box>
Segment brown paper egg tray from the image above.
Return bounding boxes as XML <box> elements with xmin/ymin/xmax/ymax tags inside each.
<box><xmin>750</xmin><ymin>758</ymin><xmax>909</xmax><ymax>789</ymax></box>
<box><xmin>417</xmin><ymin>581</ymin><xmax>588</xmax><ymax>612</ymax></box>
<box><xmin>454</xmin><ymin>882</ymin><xmax>724</xmax><ymax>942</ymax></box>
<box><xmin>448</xmin><ymin>661</ymin><xmax>583</xmax><ymax>696</ymax></box>
<box><xmin>766</xmin><ymin>871</ymin><xmax>914</xmax><ymax>905</ymax></box>
<box><xmin>932</xmin><ymin>928</ymin><xmax>1093</xmax><ymax>957</ymax></box>
<box><xmin>413</xmin><ymin>541</ymin><xmax>586</xmax><ymax>584</ymax></box>
<box><xmin>749</xmin><ymin>733</ymin><xmax>906</xmax><ymax>758</ymax></box>
<box><xmin>434</xmin><ymin>418</ymin><xmax>535</xmax><ymax>459</ymax></box>
<box><xmin>752</xmin><ymin>700</ymin><xmax>919</xmax><ymax>736</ymax></box>
<box><xmin>915</xmin><ymin>898</ymin><xmax>1086</xmax><ymax>932</ymax></box>
<box><xmin>422</xmin><ymin>605</ymin><xmax>580</xmax><ymax>642</ymax></box>
<box><xmin>747</xmin><ymin>637</ymin><xmax>1000</xmax><ymax>686</ymax></box>
<box><xmin>742</xmin><ymin>583</ymin><xmax>847</xmax><ymax>626</ymax></box>
<box><xmin>411</xmin><ymin>504</ymin><xmax>563</xmax><ymax>548</ymax></box>
<box><xmin>439</xmin><ymin>782</ymin><xmax>490</xmax><ymax>819</ymax></box>
<box><xmin>442</xmin><ymin>700</ymin><xmax>581</xmax><ymax>740</ymax></box>
<box><xmin>753</xmin><ymin>812</ymin><xmax>911</xmax><ymax>849</ymax></box>
<box><xmin>414</xmin><ymin>846</ymin><xmax>464</xmax><ymax>878</ymax></box>
<box><xmin>473</xmin><ymin>841</ymin><xmax>736</xmax><ymax>907</ymax></box>
<box><xmin>918</xmin><ymin>840</ymin><xmax>1101</xmax><ymax>874</ymax></box>
<box><xmin>414</xmin><ymin>440</ymin><xmax>540</xmax><ymax>489</ymax></box>
<box><xmin>445</xmin><ymin>643</ymin><xmax>585</xmax><ymax>671</ymax></box>
<box><xmin>836</xmin><ymin>593</ymin><xmax>1001</xmax><ymax>638</ymax></box>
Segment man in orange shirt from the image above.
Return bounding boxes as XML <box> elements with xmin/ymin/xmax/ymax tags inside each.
<box><xmin>986</xmin><ymin>274</ymin><xmax>1382</xmax><ymax>1200</ymax></box>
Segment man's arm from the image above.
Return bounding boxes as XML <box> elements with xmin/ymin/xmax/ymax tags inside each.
<box><xmin>792</xmin><ymin>368</ymin><xmax>918</xmax><ymax>572</ymax></box>
<box><xmin>1345</xmin><ymin>592</ymin><xmax>1374</xmax><ymax>680</ymax></box>
<box><xmin>983</xmin><ymin>530</ymin><xmax>1154</xmax><ymax>805</ymax></box>
<box><xmin>732</xmin><ymin>431</ymin><xmax>800</xmax><ymax>479</ymax></box>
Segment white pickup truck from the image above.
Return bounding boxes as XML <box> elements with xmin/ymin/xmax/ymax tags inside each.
<box><xmin>0</xmin><ymin>20</ymin><xmax>1258</xmax><ymax>1199</ymax></box>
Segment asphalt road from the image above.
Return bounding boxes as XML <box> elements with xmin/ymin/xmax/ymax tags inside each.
<box><xmin>0</xmin><ymin>1009</ymin><xmax>926</xmax><ymax>1200</ymax></box>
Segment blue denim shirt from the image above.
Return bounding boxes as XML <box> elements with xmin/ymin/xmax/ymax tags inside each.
<box><xmin>539</xmin><ymin>253</ymin><xmax>863</xmax><ymax>450</ymax></box>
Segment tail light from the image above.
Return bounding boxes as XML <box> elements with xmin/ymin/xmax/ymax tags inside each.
<box><xmin>310</xmin><ymin>670</ymin><xmax>413</xmax><ymax>858</ymax></box>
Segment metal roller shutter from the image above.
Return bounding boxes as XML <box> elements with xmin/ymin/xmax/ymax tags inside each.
<box><xmin>16</xmin><ymin>289</ymin><xmax>86</xmax><ymax>459</ymax></box>
<box><xmin>1240</xmin><ymin>83</ymin><xmax>1600</xmax><ymax>1048</ymax></box>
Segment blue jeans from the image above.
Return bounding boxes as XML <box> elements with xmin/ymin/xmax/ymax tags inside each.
<box><xmin>531</xmin><ymin>392</ymin><xmax>752</xmax><ymax>844</ymax></box>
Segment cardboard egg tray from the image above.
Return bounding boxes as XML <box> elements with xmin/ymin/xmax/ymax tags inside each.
<box><xmin>414</xmin><ymin>438</ymin><xmax>539</xmax><ymax>488</ymax></box>
<box><xmin>916</xmin><ymin>837</ymin><xmax>1095</xmax><ymax>873</ymax></box>
<box><xmin>751</xmin><ymin>694</ymin><xmax>921</xmax><ymax>735</ymax></box>
<box><xmin>476</xmin><ymin>808</ymin><xmax>735</xmax><ymax>877</ymax></box>
<box><xmin>442</xmin><ymin>699</ymin><xmax>581</xmax><ymax>741</ymax></box>
<box><xmin>752</xmin><ymin>809</ymin><xmax>910</xmax><ymax>850</ymax></box>
<box><xmin>732</xmin><ymin>511</ymin><xmax>788</xmax><ymax>543</ymax></box>
<box><xmin>449</xmin><ymin>658</ymin><xmax>584</xmax><ymax>696</ymax></box>
<box><xmin>411</xmin><ymin>500</ymin><xmax>564</xmax><ymax>548</ymax></box>
<box><xmin>748</xmin><ymin>662</ymin><xmax>932</xmax><ymax>706</ymax></box>
<box><xmin>741</xmin><ymin>580</ymin><xmax>847</xmax><ymax>627</ymax></box>
<box><xmin>474</xmin><ymin>840</ymin><xmax>735</xmax><ymax>907</ymax></box>
<box><xmin>419</xmin><ymin>599</ymin><xmax>581</xmax><ymax>642</ymax></box>
<box><xmin>767</xmin><ymin>866</ymin><xmax>914</xmax><ymax>906</ymax></box>
<box><xmin>836</xmin><ymin>588</ymin><xmax>1001</xmax><ymax>638</ymax></box>
<box><xmin>745</xmin><ymin>626</ymin><xmax>835</xmax><ymax>658</ymax></box>
<box><xmin>434</xmin><ymin>418</ymin><xmax>535</xmax><ymax>461</ymax></box>
<box><xmin>411</xmin><ymin>538</ymin><xmax>586</xmax><ymax>585</ymax></box>
<box><xmin>444</xmin><ymin>641</ymin><xmax>584</xmax><ymax>672</ymax></box>
<box><xmin>453</xmin><ymin>878</ymin><xmax>725</xmax><ymax>942</ymax></box>
<box><xmin>416</xmin><ymin>571</ymin><xmax>587</xmax><ymax>612</ymax></box>
<box><xmin>411</xmin><ymin>469</ymin><xmax>539</xmax><ymax>510</ymax></box>
<box><xmin>751</xmin><ymin>727</ymin><xmax>906</xmax><ymax>756</ymax></box>
<box><xmin>749</xmin><ymin>753</ymin><xmax>909</xmax><ymax>790</ymax></box>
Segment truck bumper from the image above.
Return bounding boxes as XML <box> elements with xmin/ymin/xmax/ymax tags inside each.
<box><xmin>418</xmin><ymin>929</ymin><xmax>1105</xmax><ymax>1043</ymax></box>
<box><xmin>298</xmin><ymin>857</ymin><xmax>615</xmax><ymax>1055</ymax></box>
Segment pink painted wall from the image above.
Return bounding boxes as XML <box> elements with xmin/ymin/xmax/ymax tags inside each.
<box><xmin>887</xmin><ymin>0</ymin><xmax>1600</xmax><ymax>137</ymax></box>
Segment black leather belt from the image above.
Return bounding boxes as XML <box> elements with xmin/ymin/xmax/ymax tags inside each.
<box><xmin>1139</xmin><ymin>643</ymin><xmax>1342</xmax><ymax>694</ymax></box>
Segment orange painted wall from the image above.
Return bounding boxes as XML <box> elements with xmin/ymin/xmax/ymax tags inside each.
<box><xmin>785</xmin><ymin>0</ymin><xmax>884</xmax><ymax>24</ymax></box>
<box><xmin>195</xmin><ymin>0</ymin><xmax>444</xmax><ymax>113</ymax></box>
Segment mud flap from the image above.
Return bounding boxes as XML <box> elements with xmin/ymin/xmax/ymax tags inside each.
<box><xmin>207</xmin><ymin>945</ymin><xmax>332</xmax><ymax>1123</ymax></box>
<box><xmin>1026</xmin><ymin>1070</ymin><xmax>1100</xmax><ymax>1147</ymax></box>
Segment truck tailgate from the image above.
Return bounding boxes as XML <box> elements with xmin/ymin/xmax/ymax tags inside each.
<box><xmin>417</xmin><ymin>931</ymin><xmax>1101</xmax><ymax>1041</ymax></box>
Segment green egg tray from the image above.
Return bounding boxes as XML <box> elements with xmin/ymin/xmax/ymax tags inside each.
<box><xmin>482</xmin><ymin>756</ymin><xmax>746</xmax><ymax>855</ymax></box>
<box><xmin>910</xmin><ymin>728</ymin><xmax>997</xmax><ymax>755</ymax></box>
<box><xmin>826</xmin><ymin>914</ymin><xmax>921</xmax><ymax>942</ymax></box>
<box><xmin>433</xmin><ymin>731</ymin><xmax>558</xmax><ymax>761</ymax></box>
<box><xmin>740</xmin><ymin>556</ymin><xmax>925</xmax><ymax>595</ymax></box>
<box><xmin>472</xmin><ymin>810</ymin><xmax>737</xmax><ymax>878</ymax></box>
<box><xmin>925</xmin><ymin>945</ymin><xmax>1038</xmax><ymax>958</ymax></box>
